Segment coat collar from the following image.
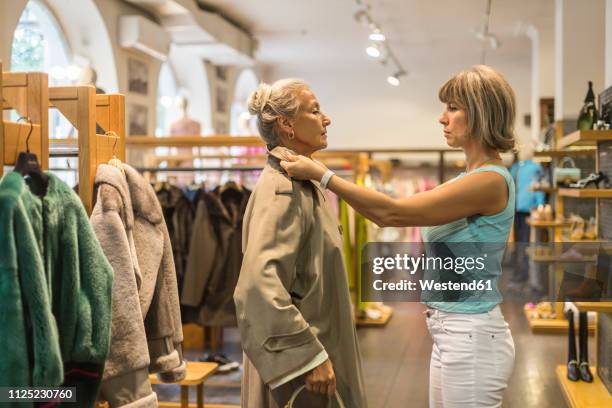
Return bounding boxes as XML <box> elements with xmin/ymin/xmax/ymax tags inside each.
<box><xmin>94</xmin><ymin>163</ymin><xmax>164</xmax><ymax>227</ymax></box>
<box><xmin>123</xmin><ymin>164</ymin><xmax>164</xmax><ymax>226</ymax></box>
<box><xmin>266</xmin><ymin>146</ymin><xmax>326</xmax><ymax>201</ymax></box>
<box><xmin>95</xmin><ymin>164</ymin><xmax>134</xmax><ymax>228</ymax></box>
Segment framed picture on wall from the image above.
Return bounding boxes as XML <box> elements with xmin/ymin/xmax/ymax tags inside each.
<box><xmin>216</xmin><ymin>86</ymin><xmax>227</xmax><ymax>113</ymax></box>
<box><xmin>128</xmin><ymin>104</ymin><xmax>148</xmax><ymax>135</ymax></box>
<box><xmin>128</xmin><ymin>58</ymin><xmax>149</xmax><ymax>95</ymax></box>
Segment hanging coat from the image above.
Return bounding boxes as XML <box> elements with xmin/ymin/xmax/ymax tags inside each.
<box><xmin>156</xmin><ymin>184</ymin><xmax>194</xmax><ymax>289</ymax></box>
<box><xmin>182</xmin><ymin>186</ymin><xmax>250</xmax><ymax>327</ymax></box>
<box><xmin>92</xmin><ymin>164</ymin><xmax>186</xmax><ymax>407</ymax></box>
<box><xmin>0</xmin><ymin>171</ymin><xmax>114</xmax><ymax>408</ymax></box>
<box><xmin>234</xmin><ymin>147</ymin><xmax>367</xmax><ymax>408</ymax></box>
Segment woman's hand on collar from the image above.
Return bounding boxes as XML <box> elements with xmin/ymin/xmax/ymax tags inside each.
<box><xmin>280</xmin><ymin>154</ymin><xmax>327</xmax><ymax>181</ymax></box>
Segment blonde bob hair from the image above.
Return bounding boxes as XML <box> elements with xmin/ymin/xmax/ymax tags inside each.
<box><xmin>247</xmin><ymin>78</ymin><xmax>309</xmax><ymax>148</ymax></box>
<box><xmin>439</xmin><ymin>65</ymin><xmax>517</xmax><ymax>152</ymax></box>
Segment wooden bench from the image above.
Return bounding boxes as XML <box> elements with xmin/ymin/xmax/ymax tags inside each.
<box><xmin>149</xmin><ymin>361</ymin><xmax>219</xmax><ymax>408</ymax></box>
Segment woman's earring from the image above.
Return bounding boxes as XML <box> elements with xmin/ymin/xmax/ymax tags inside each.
<box><xmin>288</xmin><ymin>130</ymin><xmax>295</xmax><ymax>140</ymax></box>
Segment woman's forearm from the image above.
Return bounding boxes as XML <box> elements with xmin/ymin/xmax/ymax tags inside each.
<box><xmin>326</xmin><ymin>174</ymin><xmax>407</xmax><ymax>227</ymax></box>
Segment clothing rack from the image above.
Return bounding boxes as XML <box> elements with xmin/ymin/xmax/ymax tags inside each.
<box><xmin>1</xmin><ymin>69</ymin><xmax>49</xmax><ymax>176</ymax></box>
<box><xmin>48</xmin><ymin>89</ymin><xmax>125</xmax><ymax>214</ymax></box>
<box><xmin>1</xmin><ymin>67</ymin><xmax>126</xmax><ymax>214</ymax></box>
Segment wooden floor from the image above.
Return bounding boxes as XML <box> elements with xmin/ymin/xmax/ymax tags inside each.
<box><xmin>155</xmin><ymin>300</ymin><xmax>596</xmax><ymax>407</ymax></box>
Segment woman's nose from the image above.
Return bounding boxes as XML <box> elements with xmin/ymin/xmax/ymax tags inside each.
<box><xmin>323</xmin><ymin>113</ymin><xmax>331</xmax><ymax>126</ymax></box>
<box><xmin>439</xmin><ymin>113</ymin><xmax>447</xmax><ymax>125</ymax></box>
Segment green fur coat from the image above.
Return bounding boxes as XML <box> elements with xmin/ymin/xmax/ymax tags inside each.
<box><xmin>0</xmin><ymin>172</ymin><xmax>113</xmax><ymax>407</ymax></box>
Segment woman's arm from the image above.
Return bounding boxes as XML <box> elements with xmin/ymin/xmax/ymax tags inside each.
<box><xmin>281</xmin><ymin>155</ymin><xmax>508</xmax><ymax>227</ymax></box>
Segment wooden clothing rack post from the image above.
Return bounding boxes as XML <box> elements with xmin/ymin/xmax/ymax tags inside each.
<box><xmin>49</xmin><ymin>89</ymin><xmax>125</xmax><ymax>213</ymax></box>
<box><xmin>0</xmin><ymin>70</ymin><xmax>49</xmax><ymax>177</ymax></box>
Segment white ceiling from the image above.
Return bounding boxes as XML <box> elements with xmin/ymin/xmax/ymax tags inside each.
<box><xmin>195</xmin><ymin>0</ymin><xmax>555</xmax><ymax>149</ymax></box>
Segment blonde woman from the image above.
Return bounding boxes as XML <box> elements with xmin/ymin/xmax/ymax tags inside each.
<box><xmin>282</xmin><ymin>65</ymin><xmax>517</xmax><ymax>407</ymax></box>
<box><xmin>234</xmin><ymin>79</ymin><xmax>367</xmax><ymax>408</ymax></box>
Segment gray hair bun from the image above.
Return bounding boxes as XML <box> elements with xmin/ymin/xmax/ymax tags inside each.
<box><xmin>247</xmin><ymin>83</ymin><xmax>272</xmax><ymax>115</ymax></box>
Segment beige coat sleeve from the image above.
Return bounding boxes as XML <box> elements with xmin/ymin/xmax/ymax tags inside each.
<box><xmin>234</xmin><ymin>179</ymin><xmax>325</xmax><ymax>385</ymax></box>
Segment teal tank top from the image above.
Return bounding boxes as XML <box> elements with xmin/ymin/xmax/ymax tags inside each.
<box><xmin>420</xmin><ymin>165</ymin><xmax>515</xmax><ymax>314</ymax></box>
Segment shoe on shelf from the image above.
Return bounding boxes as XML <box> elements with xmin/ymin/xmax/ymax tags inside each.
<box><xmin>569</xmin><ymin>215</ymin><xmax>585</xmax><ymax>240</ymax></box>
<box><xmin>567</xmin><ymin>360</ymin><xmax>580</xmax><ymax>382</ymax></box>
<box><xmin>568</xmin><ymin>171</ymin><xmax>610</xmax><ymax>189</ymax></box>
<box><xmin>198</xmin><ymin>352</ymin><xmax>240</xmax><ymax>373</ymax></box>
<box><xmin>583</xmin><ymin>217</ymin><xmax>598</xmax><ymax>240</ymax></box>
<box><xmin>579</xmin><ymin>362</ymin><xmax>594</xmax><ymax>382</ymax></box>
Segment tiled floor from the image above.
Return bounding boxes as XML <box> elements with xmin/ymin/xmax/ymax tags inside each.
<box><xmin>154</xmin><ymin>298</ymin><xmax>593</xmax><ymax>407</ymax></box>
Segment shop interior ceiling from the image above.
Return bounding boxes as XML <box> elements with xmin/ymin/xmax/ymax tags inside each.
<box><xmin>130</xmin><ymin>0</ymin><xmax>555</xmax><ymax>149</ymax></box>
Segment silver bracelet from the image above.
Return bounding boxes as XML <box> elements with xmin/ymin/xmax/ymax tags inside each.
<box><xmin>320</xmin><ymin>170</ymin><xmax>335</xmax><ymax>189</ymax></box>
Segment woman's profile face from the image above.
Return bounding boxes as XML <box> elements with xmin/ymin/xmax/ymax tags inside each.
<box><xmin>292</xmin><ymin>89</ymin><xmax>331</xmax><ymax>153</ymax></box>
<box><xmin>439</xmin><ymin>102</ymin><xmax>468</xmax><ymax>148</ymax></box>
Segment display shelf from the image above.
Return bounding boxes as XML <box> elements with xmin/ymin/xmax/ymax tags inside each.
<box><xmin>523</xmin><ymin>305</ymin><xmax>596</xmax><ymax>334</ymax></box>
<box><xmin>356</xmin><ymin>308</ymin><xmax>393</xmax><ymax>327</ymax></box>
<box><xmin>556</xmin><ymin>366</ymin><xmax>612</xmax><ymax>407</ymax></box>
<box><xmin>559</xmin><ymin>237</ymin><xmax>609</xmax><ymax>243</ymax></box>
<box><xmin>558</xmin><ymin>189</ymin><xmax>612</xmax><ymax>198</ymax></box>
<box><xmin>527</xmin><ymin>219</ymin><xmax>572</xmax><ymax>228</ymax></box>
<box><xmin>575</xmin><ymin>302</ymin><xmax>612</xmax><ymax>313</ymax></box>
<box><xmin>534</xmin><ymin>148</ymin><xmax>596</xmax><ymax>157</ymax></box>
<box><xmin>526</xmin><ymin>246</ymin><xmax>597</xmax><ymax>263</ymax></box>
<box><xmin>529</xmin><ymin>186</ymin><xmax>558</xmax><ymax>193</ymax></box>
<box><xmin>557</xmin><ymin>130</ymin><xmax>612</xmax><ymax>149</ymax></box>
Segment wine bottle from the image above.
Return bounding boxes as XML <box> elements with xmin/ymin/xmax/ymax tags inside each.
<box><xmin>577</xmin><ymin>81</ymin><xmax>598</xmax><ymax>131</ymax></box>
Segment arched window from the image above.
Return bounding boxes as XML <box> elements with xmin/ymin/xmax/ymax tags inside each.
<box><xmin>156</xmin><ymin>62</ymin><xmax>181</xmax><ymax>136</ymax></box>
<box><xmin>230</xmin><ymin>69</ymin><xmax>259</xmax><ymax>136</ymax></box>
<box><xmin>12</xmin><ymin>0</ymin><xmax>74</xmax><ymax>138</ymax></box>
<box><xmin>11</xmin><ymin>0</ymin><xmax>75</xmax><ymax>183</ymax></box>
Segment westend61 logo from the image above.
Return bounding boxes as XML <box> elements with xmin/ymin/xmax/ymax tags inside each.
<box><xmin>372</xmin><ymin>253</ymin><xmax>488</xmax><ymax>275</ymax></box>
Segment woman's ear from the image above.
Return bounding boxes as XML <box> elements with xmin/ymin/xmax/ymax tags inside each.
<box><xmin>276</xmin><ymin>116</ymin><xmax>292</xmax><ymax>135</ymax></box>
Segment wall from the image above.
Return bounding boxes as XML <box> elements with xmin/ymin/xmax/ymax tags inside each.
<box><xmin>266</xmin><ymin>53</ymin><xmax>533</xmax><ymax>151</ymax></box>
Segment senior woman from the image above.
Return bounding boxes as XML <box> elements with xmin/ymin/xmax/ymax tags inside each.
<box><xmin>233</xmin><ymin>78</ymin><xmax>367</xmax><ymax>408</ymax></box>
<box><xmin>281</xmin><ymin>65</ymin><xmax>517</xmax><ymax>407</ymax></box>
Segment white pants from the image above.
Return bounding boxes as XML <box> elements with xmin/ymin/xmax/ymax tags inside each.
<box><xmin>426</xmin><ymin>306</ymin><xmax>515</xmax><ymax>408</ymax></box>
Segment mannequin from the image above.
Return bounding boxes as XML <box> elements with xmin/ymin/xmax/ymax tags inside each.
<box><xmin>510</xmin><ymin>145</ymin><xmax>546</xmax><ymax>288</ymax></box>
<box><xmin>170</xmin><ymin>97</ymin><xmax>201</xmax><ymax>135</ymax></box>
<box><xmin>566</xmin><ymin>307</ymin><xmax>593</xmax><ymax>382</ymax></box>
<box><xmin>78</xmin><ymin>66</ymin><xmax>105</xmax><ymax>94</ymax></box>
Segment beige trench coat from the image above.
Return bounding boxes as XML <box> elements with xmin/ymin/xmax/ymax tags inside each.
<box><xmin>234</xmin><ymin>147</ymin><xmax>367</xmax><ymax>408</ymax></box>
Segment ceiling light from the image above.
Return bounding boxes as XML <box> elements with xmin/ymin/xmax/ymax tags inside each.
<box><xmin>387</xmin><ymin>70</ymin><xmax>406</xmax><ymax>86</ymax></box>
<box><xmin>366</xmin><ymin>43</ymin><xmax>381</xmax><ymax>58</ymax></box>
<box><xmin>369</xmin><ymin>28</ymin><xmax>386</xmax><ymax>42</ymax></box>
<box><xmin>387</xmin><ymin>75</ymin><xmax>400</xmax><ymax>86</ymax></box>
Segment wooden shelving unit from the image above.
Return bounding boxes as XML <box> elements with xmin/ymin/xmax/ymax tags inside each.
<box><xmin>557</xmin><ymin>130</ymin><xmax>612</xmax><ymax>149</ymax></box>
<box><xmin>530</xmin><ymin>186</ymin><xmax>559</xmax><ymax>193</ymax></box>
<box><xmin>556</xmin><ymin>366</ymin><xmax>612</xmax><ymax>407</ymax></box>
<box><xmin>558</xmin><ymin>189</ymin><xmax>612</xmax><ymax>198</ymax></box>
<box><xmin>575</xmin><ymin>302</ymin><xmax>612</xmax><ymax>313</ymax></box>
<box><xmin>524</xmin><ymin>306</ymin><xmax>596</xmax><ymax>335</ymax></box>
<box><xmin>527</xmin><ymin>219</ymin><xmax>572</xmax><ymax>228</ymax></box>
<box><xmin>534</xmin><ymin>148</ymin><xmax>596</xmax><ymax>157</ymax></box>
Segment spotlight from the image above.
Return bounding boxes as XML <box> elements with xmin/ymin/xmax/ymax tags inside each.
<box><xmin>366</xmin><ymin>43</ymin><xmax>381</xmax><ymax>58</ymax></box>
<box><xmin>387</xmin><ymin>71</ymin><xmax>406</xmax><ymax>86</ymax></box>
<box><xmin>369</xmin><ymin>28</ymin><xmax>386</xmax><ymax>42</ymax></box>
<box><xmin>387</xmin><ymin>75</ymin><xmax>400</xmax><ymax>86</ymax></box>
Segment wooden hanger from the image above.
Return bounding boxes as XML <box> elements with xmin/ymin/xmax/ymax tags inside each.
<box><xmin>105</xmin><ymin>131</ymin><xmax>125</xmax><ymax>176</ymax></box>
